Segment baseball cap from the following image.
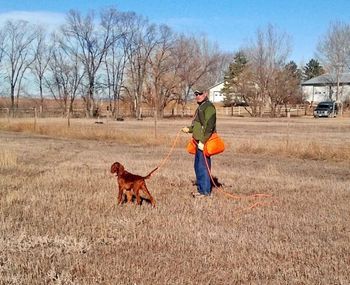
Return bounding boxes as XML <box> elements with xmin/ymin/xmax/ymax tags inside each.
<box><xmin>194</xmin><ymin>89</ymin><xmax>204</xmax><ymax>95</ymax></box>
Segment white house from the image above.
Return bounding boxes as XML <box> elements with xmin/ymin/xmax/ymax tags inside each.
<box><xmin>301</xmin><ymin>72</ymin><xmax>350</xmax><ymax>104</ymax></box>
<box><xmin>208</xmin><ymin>82</ymin><xmax>225</xmax><ymax>103</ymax></box>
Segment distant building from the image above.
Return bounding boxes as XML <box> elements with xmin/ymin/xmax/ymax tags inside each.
<box><xmin>208</xmin><ymin>82</ymin><xmax>248</xmax><ymax>106</ymax></box>
<box><xmin>301</xmin><ymin>72</ymin><xmax>350</xmax><ymax>103</ymax></box>
<box><xmin>208</xmin><ymin>82</ymin><xmax>225</xmax><ymax>103</ymax></box>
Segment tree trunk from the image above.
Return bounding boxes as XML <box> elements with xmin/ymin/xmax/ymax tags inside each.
<box><xmin>39</xmin><ymin>78</ymin><xmax>44</xmax><ymax>112</ymax></box>
<box><xmin>10</xmin><ymin>85</ymin><xmax>15</xmax><ymax>111</ymax></box>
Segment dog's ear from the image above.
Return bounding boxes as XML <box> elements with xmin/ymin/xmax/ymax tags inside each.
<box><xmin>111</xmin><ymin>162</ymin><xmax>118</xmax><ymax>174</ymax></box>
<box><xmin>111</xmin><ymin>162</ymin><xmax>124</xmax><ymax>176</ymax></box>
<box><xmin>116</xmin><ymin>163</ymin><xmax>124</xmax><ymax>174</ymax></box>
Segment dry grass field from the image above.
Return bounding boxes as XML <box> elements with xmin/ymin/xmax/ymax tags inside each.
<box><xmin>0</xmin><ymin>116</ymin><xmax>350</xmax><ymax>284</ymax></box>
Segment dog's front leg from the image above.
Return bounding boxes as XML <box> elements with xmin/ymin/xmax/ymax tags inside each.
<box><xmin>117</xmin><ymin>185</ymin><xmax>124</xmax><ymax>205</ymax></box>
<box><xmin>135</xmin><ymin>187</ymin><xmax>142</xmax><ymax>206</ymax></box>
<box><xmin>126</xmin><ymin>190</ymin><xmax>133</xmax><ymax>203</ymax></box>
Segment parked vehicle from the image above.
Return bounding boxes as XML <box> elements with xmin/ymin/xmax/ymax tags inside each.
<box><xmin>313</xmin><ymin>101</ymin><xmax>338</xmax><ymax>118</ymax></box>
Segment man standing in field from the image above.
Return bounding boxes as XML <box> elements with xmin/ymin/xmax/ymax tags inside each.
<box><xmin>182</xmin><ymin>88</ymin><xmax>216</xmax><ymax>197</ymax></box>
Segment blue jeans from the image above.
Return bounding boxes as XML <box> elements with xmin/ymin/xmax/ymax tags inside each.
<box><xmin>194</xmin><ymin>148</ymin><xmax>211</xmax><ymax>195</ymax></box>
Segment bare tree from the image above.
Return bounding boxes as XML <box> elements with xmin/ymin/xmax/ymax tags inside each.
<box><xmin>61</xmin><ymin>8</ymin><xmax>123</xmax><ymax>117</ymax></box>
<box><xmin>269</xmin><ymin>62</ymin><xmax>302</xmax><ymax>116</ymax></box>
<box><xmin>229</xmin><ymin>57</ymin><xmax>262</xmax><ymax>117</ymax></box>
<box><xmin>210</xmin><ymin>51</ymin><xmax>233</xmax><ymax>85</ymax></box>
<box><xmin>45</xmin><ymin>33</ymin><xmax>85</xmax><ymax>118</ymax></box>
<box><xmin>124</xmin><ymin>15</ymin><xmax>159</xmax><ymax>119</ymax></box>
<box><xmin>147</xmin><ymin>26</ymin><xmax>173</xmax><ymax>109</ymax></box>
<box><xmin>174</xmin><ymin>34</ymin><xmax>222</xmax><ymax>116</ymax></box>
<box><xmin>317</xmin><ymin>21</ymin><xmax>350</xmax><ymax>103</ymax></box>
<box><xmin>245</xmin><ymin>24</ymin><xmax>291</xmax><ymax>117</ymax></box>
<box><xmin>0</xmin><ymin>29</ymin><xmax>4</xmax><ymax>65</ymax></box>
<box><xmin>103</xmin><ymin>11</ymin><xmax>133</xmax><ymax>119</ymax></box>
<box><xmin>194</xmin><ymin>39</ymin><xmax>228</xmax><ymax>89</ymax></box>
<box><xmin>1</xmin><ymin>20</ymin><xmax>37</xmax><ymax>111</ymax></box>
<box><xmin>31</xmin><ymin>28</ymin><xmax>51</xmax><ymax>112</ymax></box>
<box><xmin>144</xmin><ymin>24</ymin><xmax>177</xmax><ymax>135</ymax></box>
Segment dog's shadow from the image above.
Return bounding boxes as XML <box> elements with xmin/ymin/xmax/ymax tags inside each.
<box><xmin>121</xmin><ymin>195</ymin><xmax>154</xmax><ymax>206</ymax></box>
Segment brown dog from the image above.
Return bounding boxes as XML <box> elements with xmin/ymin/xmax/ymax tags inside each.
<box><xmin>111</xmin><ymin>162</ymin><xmax>157</xmax><ymax>207</ymax></box>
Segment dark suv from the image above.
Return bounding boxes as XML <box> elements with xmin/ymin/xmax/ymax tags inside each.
<box><xmin>313</xmin><ymin>101</ymin><xmax>338</xmax><ymax>118</ymax></box>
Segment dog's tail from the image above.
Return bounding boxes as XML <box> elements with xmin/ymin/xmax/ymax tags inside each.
<box><xmin>144</xmin><ymin>167</ymin><xmax>158</xmax><ymax>179</ymax></box>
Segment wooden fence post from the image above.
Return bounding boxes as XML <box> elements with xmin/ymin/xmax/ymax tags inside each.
<box><xmin>286</xmin><ymin>110</ymin><xmax>290</xmax><ymax>150</ymax></box>
<box><xmin>67</xmin><ymin>109</ymin><xmax>71</xmax><ymax>128</ymax></box>
<box><xmin>6</xmin><ymin>108</ymin><xmax>10</xmax><ymax>123</ymax></box>
<box><xmin>34</xmin><ymin>108</ymin><xmax>37</xmax><ymax>131</ymax></box>
<box><xmin>287</xmin><ymin>108</ymin><xmax>291</xmax><ymax>118</ymax></box>
<box><xmin>106</xmin><ymin>109</ymin><xmax>110</xmax><ymax>125</ymax></box>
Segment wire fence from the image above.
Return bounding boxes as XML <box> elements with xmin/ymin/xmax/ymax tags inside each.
<box><xmin>0</xmin><ymin>104</ymin><xmax>312</xmax><ymax>120</ymax></box>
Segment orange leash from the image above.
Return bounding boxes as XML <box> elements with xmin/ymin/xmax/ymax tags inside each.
<box><xmin>154</xmin><ymin>129</ymin><xmax>182</xmax><ymax>172</ymax></box>
<box><xmin>202</xmin><ymin>151</ymin><xmax>274</xmax><ymax>210</ymax></box>
<box><xmin>138</xmin><ymin>129</ymin><xmax>274</xmax><ymax>212</ymax></box>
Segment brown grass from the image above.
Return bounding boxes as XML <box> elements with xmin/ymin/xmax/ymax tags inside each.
<box><xmin>2</xmin><ymin>116</ymin><xmax>349</xmax><ymax>162</ymax></box>
<box><xmin>0</xmin><ymin>148</ymin><xmax>17</xmax><ymax>168</ymax></box>
<box><xmin>0</xmin><ymin>118</ymin><xmax>176</xmax><ymax>147</ymax></box>
<box><xmin>234</xmin><ymin>139</ymin><xmax>350</xmax><ymax>161</ymax></box>
<box><xmin>1</xmin><ymin>117</ymin><xmax>350</xmax><ymax>284</ymax></box>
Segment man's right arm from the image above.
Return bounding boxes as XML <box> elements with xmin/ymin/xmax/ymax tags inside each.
<box><xmin>182</xmin><ymin>126</ymin><xmax>194</xmax><ymax>133</ymax></box>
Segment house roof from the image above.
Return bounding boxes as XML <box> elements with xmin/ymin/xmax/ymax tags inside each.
<box><xmin>209</xmin><ymin>81</ymin><xmax>224</xmax><ymax>90</ymax></box>
<box><xmin>301</xmin><ymin>72</ymin><xmax>350</xmax><ymax>86</ymax></box>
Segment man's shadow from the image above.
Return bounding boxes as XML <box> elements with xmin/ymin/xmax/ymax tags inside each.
<box><xmin>192</xmin><ymin>176</ymin><xmax>223</xmax><ymax>188</ymax></box>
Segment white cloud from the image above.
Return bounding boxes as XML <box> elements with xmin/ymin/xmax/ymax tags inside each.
<box><xmin>0</xmin><ymin>11</ymin><xmax>65</xmax><ymax>30</ymax></box>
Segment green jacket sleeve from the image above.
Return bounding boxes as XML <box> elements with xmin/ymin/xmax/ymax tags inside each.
<box><xmin>202</xmin><ymin>105</ymin><xmax>216</xmax><ymax>143</ymax></box>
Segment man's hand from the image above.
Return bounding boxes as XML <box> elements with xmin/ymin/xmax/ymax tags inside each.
<box><xmin>198</xmin><ymin>142</ymin><xmax>204</xmax><ymax>151</ymax></box>
<box><xmin>182</xmin><ymin>127</ymin><xmax>190</xmax><ymax>133</ymax></box>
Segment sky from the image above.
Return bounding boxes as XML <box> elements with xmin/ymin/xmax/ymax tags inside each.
<box><xmin>0</xmin><ymin>0</ymin><xmax>350</xmax><ymax>65</ymax></box>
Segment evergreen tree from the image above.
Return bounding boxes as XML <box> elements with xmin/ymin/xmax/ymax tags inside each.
<box><xmin>222</xmin><ymin>51</ymin><xmax>247</xmax><ymax>106</ymax></box>
<box><xmin>302</xmin><ymin>59</ymin><xmax>325</xmax><ymax>80</ymax></box>
<box><xmin>285</xmin><ymin>61</ymin><xmax>302</xmax><ymax>82</ymax></box>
